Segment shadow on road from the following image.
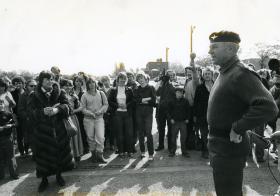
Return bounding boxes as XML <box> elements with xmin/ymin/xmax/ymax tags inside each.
<box><xmin>3</xmin><ymin>131</ymin><xmax>280</xmax><ymax>195</ymax></box>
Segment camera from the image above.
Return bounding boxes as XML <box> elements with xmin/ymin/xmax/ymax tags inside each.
<box><xmin>268</xmin><ymin>58</ymin><xmax>280</xmax><ymax>75</ymax></box>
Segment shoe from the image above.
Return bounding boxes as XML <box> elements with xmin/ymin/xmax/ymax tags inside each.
<box><xmin>38</xmin><ymin>178</ymin><xmax>49</xmax><ymax>192</ymax></box>
<box><xmin>128</xmin><ymin>153</ymin><xmax>133</xmax><ymax>158</ymax></box>
<box><xmin>148</xmin><ymin>155</ymin><xmax>154</xmax><ymax>161</ymax></box>
<box><xmin>115</xmin><ymin>150</ymin><xmax>119</xmax><ymax>154</ymax></box>
<box><xmin>119</xmin><ymin>153</ymin><xmax>125</xmax><ymax>159</ymax></box>
<box><xmin>56</xmin><ymin>174</ymin><xmax>65</xmax><ymax>186</ymax></box>
<box><xmin>140</xmin><ymin>153</ymin><xmax>145</xmax><ymax>159</ymax></box>
<box><xmin>11</xmin><ymin>175</ymin><xmax>19</xmax><ymax>180</ymax></box>
<box><xmin>168</xmin><ymin>152</ymin><xmax>175</xmax><ymax>157</ymax></box>
<box><xmin>83</xmin><ymin>149</ymin><xmax>90</xmax><ymax>155</ymax></box>
<box><xmin>96</xmin><ymin>151</ymin><xmax>107</xmax><ymax>163</ymax></box>
<box><xmin>182</xmin><ymin>152</ymin><xmax>190</xmax><ymax>158</ymax></box>
<box><xmin>155</xmin><ymin>146</ymin><xmax>164</xmax><ymax>151</ymax></box>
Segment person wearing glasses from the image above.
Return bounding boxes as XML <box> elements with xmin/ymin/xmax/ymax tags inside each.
<box><xmin>17</xmin><ymin>79</ymin><xmax>37</xmax><ymax>157</ymax></box>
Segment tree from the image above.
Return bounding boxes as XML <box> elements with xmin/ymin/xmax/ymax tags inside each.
<box><xmin>255</xmin><ymin>42</ymin><xmax>280</xmax><ymax>68</ymax></box>
<box><xmin>195</xmin><ymin>55</ymin><xmax>213</xmax><ymax>67</ymax></box>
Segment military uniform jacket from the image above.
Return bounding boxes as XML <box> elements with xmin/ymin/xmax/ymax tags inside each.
<box><xmin>207</xmin><ymin>56</ymin><xmax>278</xmax><ymax>157</ymax></box>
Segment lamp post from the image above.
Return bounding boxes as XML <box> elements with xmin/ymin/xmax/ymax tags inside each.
<box><xmin>166</xmin><ymin>47</ymin><xmax>169</xmax><ymax>69</ymax></box>
<box><xmin>190</xmin><ymin>25</ymin><xmax>195</xmax><ymax>55</ymax></box>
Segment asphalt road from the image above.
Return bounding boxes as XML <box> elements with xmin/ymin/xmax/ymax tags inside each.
<box><xmin>1</xmin><ymin>122</ymin><xmax>280</xmax><ymax>196</ymax></box>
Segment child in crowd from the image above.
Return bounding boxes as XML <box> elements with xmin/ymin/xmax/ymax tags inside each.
<box><xmin>0</xmin><ymin>99</ymin><xmax>19</xmax><ymax>180</ymax></box>
<box><xmin>168</xmin><ymin>87</ymin><xmax>191</xmax><ymax>157</ymax></box>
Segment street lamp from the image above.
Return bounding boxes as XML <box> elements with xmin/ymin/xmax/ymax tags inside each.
<box><xmin>190</xmin><ymin>25</ymin><xmax>196</xmax><ymax>54</ymax></box>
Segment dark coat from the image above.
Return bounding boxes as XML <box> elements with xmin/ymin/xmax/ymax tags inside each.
<box><xmin>193</xmin><ymin>82</ymin><xmax>211</xmax><ymax>125</ymax></box>
<box><xmin>107</xmin><ymin>86</ymin><xmax>134</xmax><ymax>115</ymax></box>
<box><xmin>28</xmin><ymin>85</ymin><xmax>74</xmax><ymax>178</ymax></box>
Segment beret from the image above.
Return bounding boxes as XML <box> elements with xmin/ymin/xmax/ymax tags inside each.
<box><xmin>209</xmin><ymin>31</ymin><xmax>241</xmax><ymax>44</ymax></box>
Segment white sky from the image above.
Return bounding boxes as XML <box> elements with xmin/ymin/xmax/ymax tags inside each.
<box><xmin>1</xmin><ymin>0</ymin><xmax>280</xmax><ymax>75</ymax></box>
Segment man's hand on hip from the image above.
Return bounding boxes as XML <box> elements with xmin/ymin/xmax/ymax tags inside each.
<box><xmin>230</xmin><ymin>129</ymin><xmax>242</xmax><ymax>143</ymax></box>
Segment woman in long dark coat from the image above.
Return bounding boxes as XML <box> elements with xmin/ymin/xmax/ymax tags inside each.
<box><xmin>28</xmin><ymin>71</ymin><xmax>74</xmax><ymax>192</ymax></box>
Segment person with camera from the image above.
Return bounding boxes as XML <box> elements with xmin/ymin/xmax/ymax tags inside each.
<box><xmin>155</xmin><ymin>70</ymin><xmax>176</xmax><ymax>152</ymax></box>
<box><xmin>207</xmin><ymin>31</ymin><xmax>278</xmax><ymax>196</ymax></box>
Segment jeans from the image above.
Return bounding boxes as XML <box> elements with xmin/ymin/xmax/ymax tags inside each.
<box><xmin>0</xmin><ymin>137</ymin><xmax>18</xmax><ymax>178</ymax></box>
<box><xmin>136</xmin><ymin>106</ymin><xmax>154</xmax><ymax>155</ymax></box>
<box><xmin>210</xmin><ymin>154</ymin><xmax>246</xmax><ymax>196</ymax></box>
<box><xmin>113</xmin><ymin>111</ymin><xmax>133</xmax><ymax>153</ymax></box>
<box><xmin>83</xmin><ymin>117</ymin><xmax>105</xmax><ymax>152</ymax></box>
<box><xmin>170</xmin><ymin>121</ymin><xmax>187</xmax><ymax>154</ymax></box>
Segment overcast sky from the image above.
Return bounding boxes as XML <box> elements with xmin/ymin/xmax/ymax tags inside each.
<box><xmin>1</xmin><ymin>0</ymin><xmax>280</xmax><ymax>75</ymax></box>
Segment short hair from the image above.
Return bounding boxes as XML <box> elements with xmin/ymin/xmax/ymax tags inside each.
<box><xmin>202</xmin><ymin>66</ymin><xmax>214</xmax><ymax>76</ymax></box>
<box><xmin>73</xmin><ymin>76</ymin><xmax>84</xmax><ymax>88</ymax></box>
<box><xmin>51</xmin><ymin>66</ymin><xmax>60</xmax><ymax>74</ymax></box>
<box><xmin>38</xmin><ymin>71</ymin><xmax>54</xmax><ymax>87</ymax></box>
<box><xmin>0</xmin><ymin>78</ymin><xmax>8</xmax><ymax>91</ymax></box>
<box><xmin>26</xmin><ymin>79</ymin><xmax>37</xmax><ymax>87</ymax></box>
<box><xmin>126</xmin><ymin>71</ymin><xmax>134</xmax><ymax>77</ymax></box>
<box><xmin>86</xmin><ymin>78</ymin><xmax>97</xmax><ymax>91</ymax></box>
<box><xmin>116</xmin><ymin>72</ymin><xmax>128</xmax><ymax>83</ymax></box>
<box><xmin>12</xmin><ymin>76</ymin><xmax>25</xmax><ymax>85</ymax></box>
<box><xmin>60</xmin><ymin>78</ymin><xmax>73</xmax><ymax>88</ymax></box>
<box><xmin>100</xmin><ymin>76</ymin><xmax>110</xmax><ymax>83</ymax></box>
<box><xmin>136</xmin><ymin>72</ymin><xmax>149</xmax><ymax>82</ymax></box>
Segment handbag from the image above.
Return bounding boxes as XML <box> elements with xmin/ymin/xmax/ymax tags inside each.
<box><xmin>63</xmin><ymin>116</ymin><xmax>78</xmax><ymax>137</ymax></box>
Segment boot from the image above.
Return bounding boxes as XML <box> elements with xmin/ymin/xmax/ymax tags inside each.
<box><xmin>96</xmin><ymin>151</ymin><xmax>107</xmax><ymax>163</ymax></box>
<box><xmin>38</xmin><ymin>177</ymin><xmax>48</xmax><ymax>192</ymax></box>
<box><xmin>91</xmin><ymin>150</ymin><xmax>97</xmax><ymax>163</ymax></box>
<box><xmin>56</xmin><ymin>173</ymin><xmax>65</xmax><ymax>186</ymax></box>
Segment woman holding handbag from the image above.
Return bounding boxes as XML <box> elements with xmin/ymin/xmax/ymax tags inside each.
<box><xmin>60</xmin><ymin>79</ymin><xmax>84</xmax><ymax>167</ymax></box>
<box><xmin>28</xmin><ymin>71</ymin><xmax>74</xmax><ymax>193</ymax></box>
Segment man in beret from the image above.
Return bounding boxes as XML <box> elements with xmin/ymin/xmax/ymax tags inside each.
<box><xmin>207</xmin><ymin>31</ymin><xmax>278</xmax><ymax>196</ymax></box>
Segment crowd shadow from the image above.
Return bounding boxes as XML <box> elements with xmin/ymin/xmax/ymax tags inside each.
<box><xmin>4</xmin><ymin>131</ymin><xmax>280</xmax><ymax>196</ymax></box>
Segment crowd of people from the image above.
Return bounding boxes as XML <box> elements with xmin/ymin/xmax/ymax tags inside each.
<box><xmin>0</xmin><ymin>31</ymin><xmax>280</xmax><ymax>195</ymax></box>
